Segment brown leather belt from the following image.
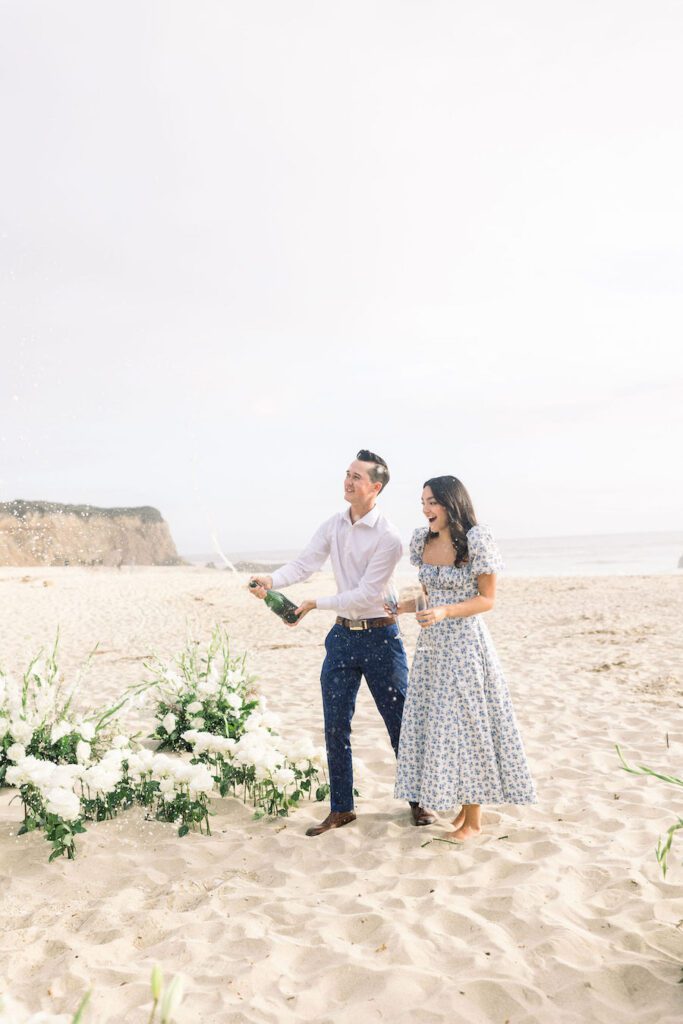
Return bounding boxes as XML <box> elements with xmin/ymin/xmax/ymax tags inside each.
<box><xmin>335</xmin><ymin>615</ymin><xmax>397</xmax><ymax>631</ymax></box>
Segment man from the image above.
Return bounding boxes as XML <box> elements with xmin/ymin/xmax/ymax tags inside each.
<box><xmin>248</xmin><ymin>449</ymin><xmax>434</xmax><ymax>836</ymax></box>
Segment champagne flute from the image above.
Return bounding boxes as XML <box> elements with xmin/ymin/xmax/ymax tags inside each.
<box><xmin>415</xmin><ymin>589</ymin><xmax>428</xmax><ymax>627</ymax></box>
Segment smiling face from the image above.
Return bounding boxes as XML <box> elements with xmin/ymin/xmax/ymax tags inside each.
<box><xmin>421</xmin><ymin>486</ymin><xmax>449</xmax><ymax>533</ymax></box>
<box><xmin>344</xmin><ymin>459</ymin><xmax>382</xmax><ymax>507</ymax></box>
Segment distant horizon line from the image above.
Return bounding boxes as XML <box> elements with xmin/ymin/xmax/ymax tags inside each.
<box><xmin>181</xmin><ymin>527</ymin><xmax>683</xmax><ymax>558</ymax></box>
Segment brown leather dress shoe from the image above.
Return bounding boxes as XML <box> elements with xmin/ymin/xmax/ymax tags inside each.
<box><xmin>305</xmin><ymin>810</ymin><xmax>357</xmax><ymax>837</ymax></box>
<box><xmin>409</xmin><ymin>801</ymin><xmax>436</xmax><ymax>826</ymax></box>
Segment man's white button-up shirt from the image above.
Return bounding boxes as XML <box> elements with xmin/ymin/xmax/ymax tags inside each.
<box><xmin>270</xmin><ymin>506</ymin><xmax>403</xmax><ymax>620</ymax></box>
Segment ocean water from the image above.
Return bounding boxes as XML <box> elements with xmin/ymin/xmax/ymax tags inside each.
<box><xmin>185</xmin><ymin>531</ymin><xmax>683</xmax><ymax>577</ymax></box>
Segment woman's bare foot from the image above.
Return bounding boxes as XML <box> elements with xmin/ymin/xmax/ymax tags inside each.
<box><xmin>446</xmin><ymin>824</ymin><xmax>482</xmax><ymax>842</ymax></box>
<box><xmin>451</xmin><ymin>809</ymin><xmax>465</xmax><ymax>830</ymax></box>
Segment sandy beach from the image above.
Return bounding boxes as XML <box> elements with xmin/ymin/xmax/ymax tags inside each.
<box><xmin>1</xmin><ymin>566</ymin><xmax>682</xmax><ymax>1023</ymax></box>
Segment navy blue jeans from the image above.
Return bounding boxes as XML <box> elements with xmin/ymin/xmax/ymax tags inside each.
<box><xmin>320</xmin><ymin>623</ymin><xmax>408</xmax><ymax>813</ymax></box>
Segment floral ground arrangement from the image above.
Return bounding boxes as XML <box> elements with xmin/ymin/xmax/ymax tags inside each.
<box><xmin>0</xmin><ymin>629</ymin><xmax>328</xmax><ymax>862</ymax></box>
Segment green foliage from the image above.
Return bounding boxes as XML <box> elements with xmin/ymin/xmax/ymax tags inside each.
<box><xmin>617</xmin><ymin>744</ymin><xmax>683</xmax><ymax>877</ymax></box>
<box><xmin>147</xmin><ymin>627</ymin><xmax>259</xmax><ymax>751</ymax></box>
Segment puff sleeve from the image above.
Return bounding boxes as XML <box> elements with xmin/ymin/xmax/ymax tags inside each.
<box><xmin>467</xmin><ymin>525</ymin><xmax>504</xmax><ymax>576</ymax></box>
<box><xmin>409</xmin><ymin>528</ymin><xmax>429</xmax><ymax>567</ymax></box>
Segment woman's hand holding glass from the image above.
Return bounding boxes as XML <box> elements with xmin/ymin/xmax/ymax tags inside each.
<box><xmin>415</xmin><ymin>591</ymin><xmax>449</xmax><ymax>628</ymax></box>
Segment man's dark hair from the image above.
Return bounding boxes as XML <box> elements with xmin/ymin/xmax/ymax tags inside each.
<box><xmin>356</xmin><ymin>449</ymin><xmax>390</xmax><ymax>492</ymax></box>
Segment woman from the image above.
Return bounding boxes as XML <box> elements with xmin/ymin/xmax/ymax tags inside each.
<box><xmin>393</xmin><ymin>476</ymin><xmax>536</xmax><ymax>840</ymax></box>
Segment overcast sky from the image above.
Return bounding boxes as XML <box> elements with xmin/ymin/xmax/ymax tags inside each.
<box><xmin>1</xmin><ymin>1</ymin><xmax>681</xmax><ymax>553</ymax></box>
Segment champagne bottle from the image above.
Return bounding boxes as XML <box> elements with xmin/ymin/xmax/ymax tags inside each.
<box><xmin>249</xmin><ymin>582</ymin><xmax>300</xmax><ymax>624</ymax></box>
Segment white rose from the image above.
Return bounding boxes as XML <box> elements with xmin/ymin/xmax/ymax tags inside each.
<box><xmin>5</xmin><ymin>764</ymin><xmax>24</xmax><ymax>786</ymax></box>
<box><xmin>162</xmin><ymin>713</ymin><xmax>177</xmax><ymax>735</ymax></box>
<box><xmin>22</xmin><ymin>756</ymin><xmax>57</xmax><ymax>789</ymax></box>
<box><xmin>243</xmin><ymin>714</ymin><xmax>264</xmax><ymax>733</ymax></box>
<box><xmin>152</xmin><ymin>754</ymin><xmax>183</xmax><ymax>781</ymax></box>
<box><xmin>112</xmin><ymin>735</ymin><xmax>130</xmax><ymax>749</ymax></box>
<box><xmin>99</xmin><ymin>748</ymin><xmax>125</xmax><ymax>768</ymax></box>
<box><xmin>50</xmin><ymin>720</ymin><xmax>73</xmax><ymax>744</ymax></box>
<box><xmin>6</xmin><ymin>742</ymin><xmax>26</xmax><ymax>762</ymax></box>
<box><xmin>45</xmin><ymin>787</ymin><xmax>81</xmax><ymax>821</ymax></box>
<box><xmin>78</xmin><ymin>722</ymin><xmax>96</xmax><ymax>742</ymax></box>
<box><xmin>197</xmin><ymin>676</ymin><xmax>219</xmax><ymax>697</ymax></box>
<box><xmin>189</xmin><ymin>717</ymin><xmax>205</xmax><ymax>729</ymax></box>
<box><xmin>225</xmin><ymin>692</ymin><xmax>243</xmax><ymax>713</ymax></box>
<box><xmin>51</xmin><ymin>763</ymin><xmax>81</xmax><ymax>788</ymax></box>
<box><xmin>11</xmin><ymin>719</ymin><xmax>34</xmax><ymax>744</ymax></box>
<box><xmin>76</xmin><ymin>740</ymin><xmax>91</xmax><ymax>763</ymax></box>
<box><xmin>81</xmin><ymin>765</ymin><xmax>121</xmax><ymax>795</ymax></box>
<box><xmin>272</xmin><ymin>767</ymin><xmax>296</xmax><ymax>789</ymax></box>
<box><xmin>186</xmin><ymin>701</ymin><xmax>203</xmax><ymax>714</ymax></box>
<box><xmin>288</xmin><ymin>737</ymin><xmax>315</xmax><ymax>762</ymax></box>
<box><xmin>187</xmin><ymin>764</ymin><xmax>214</xmax><ymax>797</ymax></box>
<box><xmin>159</xmin><ymin>777</ymin><xmax>176</xmax><ymax>795</ymax></box>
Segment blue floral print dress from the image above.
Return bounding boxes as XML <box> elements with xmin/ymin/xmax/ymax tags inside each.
<box><xmin>394</xmin><ymin>525</ymin><xmax>536</xmax><ymax>811</ymax></box>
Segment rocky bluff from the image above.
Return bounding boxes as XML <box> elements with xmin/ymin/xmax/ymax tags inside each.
<box><xmin>0</xmin><ymin>501</ymin><xmax>182</xmax><ymax>566</ymax></box>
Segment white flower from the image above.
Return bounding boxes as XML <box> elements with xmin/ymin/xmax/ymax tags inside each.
<box><xmin>22</xmin><ymin>755</ymin><xmax>59</xmax><ymax>789</ymax></box>
<box><xmin>243</xmin><ymin>713</ymin><xmax>264</xmax><ymax>733</ymax></box>
<box><xmin>216</xmin><ymin>736</ymin><xmax>236</xmax><ymax>756</ymax></box>
<box><xmin>197</xmin><ymin>675</ymin><xmax>219</xmax><ymax>697</ymax></box>
<box><xmin>159</xmin><ymin>777</ymin><xmax>176</xmax><ymax>796</ymax></box>
<box><xmin>78</xmin><ymin>721</ymin><xmax>96</xmax><ymax>742</ymax></box>
<box><xmin>50</xmin><ymin>763</ymin><xmax>81</xmax><ymax>788</ymax></box>
<box><xmin>272</xmin><ymin>767</ymin><xmax>296</xmax><ymax>789</ymax></box>
<box><xmin>6</xmin><ymin>743</ymin><xmax>26</xmax><ymax>762</ymax></box>
<box><xmin>0</xmin><ymin>718</ymin><xmax>9</xmax><ymax>740</ymax></box>
<box><xmin>45</xmin><ymin>787</ymin><xmax>81</xmax><ymax>821</ymax></box>
<box><xmin>112</xmin><ymin>734</ymin><xmax>130</xmax><ymax>749</ymax></box>
<box><xmin>151</xmin><ymin>754</ymin><xmax>180</xmax><ymax>780</ymax></box>
<box><xmin>187</xmin><ymin>764</ymin><xmax>214</xmax><ymax>798</ymax></box>
<box><xmin>5</xmin><ymin>765</ymin><xmax>24</xmax><ymax>786</ymax></box>
<box><xmin>6</xmin><ymin>755</ymin><xmax>45</xmax><ymax>788</ymax></box>
<box><xmin>99</xmin><ymin>748</ymin><xmax>126</xmax><ymax>768</ymax></box>
<box><xmin>50</xmin><ymin>720</ymin><xmax>73</xmax><ymax>744</ymax></box>
<box><xmin>186</xmin><ymin>701</ymin><xmax>203</xmax><ymax>714</ymax></box>
<box><xmin>189</xmin><ymin>717</ymin><xmax>205</xmax><ymax>729</ymax></box>
<box><xmin>81</xmin><ymin>764</ymin><xmax>121</xmax><ymax>795</ymax></box>
<box><xmin>287</xmin><ymin>736</ymin><xmax>316</xmax><ymax>763</ymax></box>
<box><xmin>126</xmin><ymin>749</ymin><xmax>155</xmax><ymax>780</ymax></box>
<box><xmin>225</xmin><ymin>692</ymin><xmax>242</xmax><ymax>713</ymax></box>
<box><xmin>10</xmin><ymin>719</ymin><xmax>34</xmax><ymax>744</ymax></box>
<box><xmin>76</xmin><ymin>740</ymin><xmax>91</xmax><ymax>763</ymax></box>
<box><xmin>162</xmin><ymin>713</ymin><xmax>177</xmax><ymax>735</ymax></box>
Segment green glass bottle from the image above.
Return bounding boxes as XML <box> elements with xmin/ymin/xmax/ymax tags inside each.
<box><xmin>249</xmin><ymin>582</ymin><xmax>300</xmax><ymax>623</ymax></box>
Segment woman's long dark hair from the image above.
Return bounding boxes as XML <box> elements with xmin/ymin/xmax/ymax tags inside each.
<box><xmin>423</xmin><ymin>476</ymin><xmax>477</xmax><ymax>566</ymax></box>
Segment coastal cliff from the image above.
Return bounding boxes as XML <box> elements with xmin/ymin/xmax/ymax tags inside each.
<box><xmin>0</xmin><ymin>501</ymin><xmax>182</xmax><ymax>566</ymax></box>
